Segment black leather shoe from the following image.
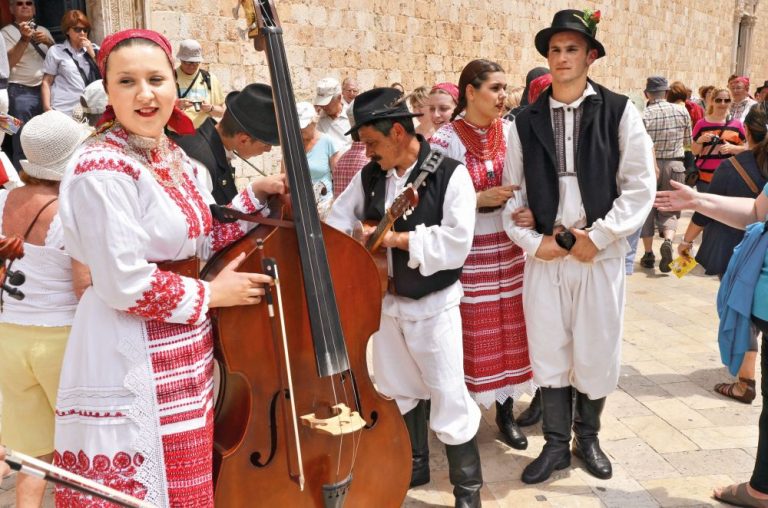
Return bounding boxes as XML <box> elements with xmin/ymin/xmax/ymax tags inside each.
<box><xmin>403</xmin><ymin>400</ymin><xmax>430</xmax><ymax>487</ymax></box>
<box><xmin>572</xmin><ymin>437</ymin><xmax>612</xmax><ymax>479</ymax></box>
<box><xmin>521</xmin><ymin>386</ymin><xmax>573</xmax><ymax>484</ymax></box>
<box><xmin>495</xmin><ymin>399</ymin><xmax>528</xmax><ymax>450</ymax></box>
<box><xmin>445</xmin><ymin>436</ymin><xmax>483</xmax><ymax>508</ymax></box>
<box><xmin>572</xmin><ymin>392</ymin><xmax>612</xmax><ymax>480</ymax></box>
<box><xmin>516</xmin><ymin>389</ymin><xmax>542</xmax><ymax>427</ymax></box>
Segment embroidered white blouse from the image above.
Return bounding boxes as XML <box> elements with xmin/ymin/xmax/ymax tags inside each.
<box><xmin>54</xmin><ymin>123</ymin><xmax>266</xmax><ymax>507</ymax></box>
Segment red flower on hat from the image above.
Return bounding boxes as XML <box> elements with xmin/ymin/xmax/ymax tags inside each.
<box><xmin>575</xmin><ymin>8</ymin><xmax>601</xmax><ymax>35</ymax></box>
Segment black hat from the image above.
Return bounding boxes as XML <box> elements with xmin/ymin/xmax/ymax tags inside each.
<box><xmin>758</xmin><ymin>80</ymin><xmax>768</xmax><ymax>94</ymax></box>
<box><xmin>644</xmin><ymin>76</ymin><xmax>669</xmax><ymax>93</ymax></box>
<box><xmin>535</xmin><ymin>9</ymin><xmax>605</xmax><ymax>59</ymax></box>
<box><xmin>345</xmin><ymin>87</ymin><xmax>421</xmax><ymax>136</ymax></box>
<box><xmin>224</xmin><ymin>83</ymin><xmax>280</xmax><ymax>146</ymax></box>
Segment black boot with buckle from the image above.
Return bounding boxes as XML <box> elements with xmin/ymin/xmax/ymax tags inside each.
<box><xmin>572</xmin><ymin>391</ymin><xmax>612</xmax><ymax>479</ymax></box>
<box><xmin>495</xmin><ymin>398</ymin><xmax>528</xmax><ymax>450</ymax></box>
<box><xmin>445</xmin><ymin>436</ymin><xmax>483</xmax><ymax>508</ymax></box>
<box><xmin>516</xmin><ymin>388</ymin><xmax>542</xmax><ymax>427</ymax></box>
<box><xmin>521</xmin><ymin>386</ymin><xmax>572</xmax><ymax>484</ymax></box>
<box><xmin>403</xmin><ymin>399</ymin><xmax>430</xmax><ymax>488</ymax></box>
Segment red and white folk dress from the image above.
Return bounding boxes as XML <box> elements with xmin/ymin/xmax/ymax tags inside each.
<box><xmin>54</xmin><ymin>124</ymin><xmax>265</xmax><ymax>507</ymax></box>
<box><xmin>431</xmin><ymin>119</ymin><xmax>535</xmax><ymax>408</ymax></box>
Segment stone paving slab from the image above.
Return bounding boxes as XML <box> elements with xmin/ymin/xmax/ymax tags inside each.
<box><xmin>0</xmin><ymin>213</ymin><xmax>761</xmax><ymax>507</ymax></box>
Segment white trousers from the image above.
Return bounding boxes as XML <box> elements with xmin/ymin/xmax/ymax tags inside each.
<box><xmin>523</xmin><ymin>256</ymin><xmax>625</xmax><ymax>400</ymax></box>
<box><xmin>372</xmin><ymin>306</ymin><xmax>481</xmax><ymax>445</ymax></box>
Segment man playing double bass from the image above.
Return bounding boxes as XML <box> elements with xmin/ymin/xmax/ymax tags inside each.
<box><xmin>327</xmin><ymin>88</ymin><xmax>483</xmax><ymax>508</ymax></box>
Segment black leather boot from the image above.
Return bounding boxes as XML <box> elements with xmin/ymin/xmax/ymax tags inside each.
<box><xmin>516</xmin><ymin>388</ymin><xmax>542</xmax><ymax>427</ymax></box>
<box><xmin>403</xmin><ymin>400</ymin><xmax>430</xmax><ymax>487</ymax></box>
<box><xmin>445</xmin><ymin>436</ymin><xmax>483</xmax><ymax>508</ymax></box>
<box><xmin>572</xmin><ymin>391</ymin><xmax>612</xmax><ymax>479</ymax></box>
<box><xmin>521</xmin><ymin>386</ymin><xmax>572</xmax><ymax>484</ymax></box>
<box><xmin>495</xmin><ymin>398</ymin><xmax>528</xmax><ymax>450</ymax></box>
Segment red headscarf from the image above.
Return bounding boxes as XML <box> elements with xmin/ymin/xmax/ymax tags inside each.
<box><xmin>96</xmin><ymin>29</ymin><xmax>195</xmax><ymax>135</ymax></box>
<box><xmin>528</xmin><ymin>73</ymin><xmax>552</xmax><ymax>104</ymax></box>
<box><xmin>430</xmin><ymin>82</ymin><xmax>459</xmax><ymax>103</ymax></box>
<box><xmin>729</xmin><ymin>76</ymin><xmax>750</xmax><ymax>89</ymax></box>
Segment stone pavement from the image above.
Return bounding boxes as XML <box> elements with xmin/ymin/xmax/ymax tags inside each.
<box><xmin>0</xmin><ymin>213</ymin><xmax>761</xmax><ymax>507</ymax></box>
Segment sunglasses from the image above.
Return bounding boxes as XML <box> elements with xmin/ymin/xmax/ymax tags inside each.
<box><xmin>71</xmin><ymin>26</ymin><xmax>88</xmax><ymax>33</ymax></box>
<box><xmin>714</xmin><ymin>98</ymin><xmax>732</xmax><ymax>104</ymax></box>
<box><xmin>15</xmin><ymin>1</ymin><xmax>33</xmax><ymax>5</ymax></box>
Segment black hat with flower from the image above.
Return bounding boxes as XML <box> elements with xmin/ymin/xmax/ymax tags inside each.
<box><xmin>534</xmin><ymin>8</ymin><xmax>605</xmax><ymax>59</ymax></box>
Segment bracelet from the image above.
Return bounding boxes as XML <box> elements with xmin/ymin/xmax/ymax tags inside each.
<box><xmin>680</xmin><ymin>239</ymin><xmax>693</xmax><ymax>246</ymax></box>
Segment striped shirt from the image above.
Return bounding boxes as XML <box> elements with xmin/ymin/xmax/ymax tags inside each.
<box><xmin>642</xmin><ymin>100</ymin><xmax>691</xmax><ymax>159</ymax></box>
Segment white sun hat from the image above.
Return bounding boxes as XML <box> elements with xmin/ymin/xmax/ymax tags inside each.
<box><xmin>20</xmin><ymin>110</ymin><xmax>92</xmax><ymax>181</ymax></box>
<box><xmin>296</xmin><ymin>101</ymin><xmax>318</xmax><ymax>128</ymax></box>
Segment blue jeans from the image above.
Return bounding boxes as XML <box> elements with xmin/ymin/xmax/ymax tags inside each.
<box><xmin>625</xmin><ymin>228</ymin><xmax>642</xmax><ymax>275</ymax></box>
<box><xmin>8</xmin><ymin>83</ymin><xmax>42</xmax><ymax>170</ymax></box>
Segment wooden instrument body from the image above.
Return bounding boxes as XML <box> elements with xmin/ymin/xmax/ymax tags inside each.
<box><xmin>203</xmin><ymin>220</ymin><xmax>410</xmax><ymax>507</ymax></box>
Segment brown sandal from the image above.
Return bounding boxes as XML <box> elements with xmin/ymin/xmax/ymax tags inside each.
<box><xmin>714</xmin><ymin>377</ymin><xmax>757</xmax><ymax>404</ymax></box>
<box><xmin>713</xmin><ymin>482</ymin><xmax>768</xmax><ymax>507</ymax></box>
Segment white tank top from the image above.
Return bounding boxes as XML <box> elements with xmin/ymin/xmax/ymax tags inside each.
<box><xmin>0</xmin><ymin>189</ymin><xmax>77</xmax><ymax>326</ymax></box>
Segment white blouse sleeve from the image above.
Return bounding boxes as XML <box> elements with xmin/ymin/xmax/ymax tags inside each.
<box><xmin>61</xmin><ymin>172</ymin><xmax>209</xmax><ymax>325</ymax></box>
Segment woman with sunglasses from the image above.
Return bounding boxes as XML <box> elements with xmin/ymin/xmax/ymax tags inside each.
<box><xmin>691</xmin><ymin>87</ymin><xmax>748</xmax><ymax>191</ymax></box>
<box><xmin>41</xmin><ymin>10</ymin><xmax>100</xmax><ymax>117</ymax></box>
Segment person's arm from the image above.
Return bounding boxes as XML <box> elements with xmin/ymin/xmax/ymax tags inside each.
<box><xmin>6</xmin><ymin>24</ymin><xmax>32</xmax><ymax>69</ymax></box>
<box><xmin>70</xmin><ymin>259</ymin><xmax>91</xmax><ymax>300</ymax></box>
<box><xmin>326</xmin><ymin>170</ymin><xmax>366</xmax><ymax>233</ymax></box>
<box><xmin>402</xmin><ymin>164</ymin><xmax>476</xmax><ymax>274</ymax></box>
<box><xmin>501</xmin><ymin>124</ymin><xmax>548</xmax><ymax>257</ymax></box>
<box><xmin>678</xmin><ymin>222</ymin><xmax>704</xmax><ymax>257</ymax></box>
<box><xmin>656</xmin><ymin>180</ymin><xmax>767</xmax><ymax>230</ymax></box>
<box><xmin>41</xmin><ymin>73</ymin><xmax>54</xmax><ymax>111</ymax></box>
<box><xmin>0</xmin><ymin>446</ymin><xmax>10</xmax><ymax>478</ymax></box>
<box><xmin>587</xmin><ymin>102</ymin><xmax>656</xmax><ymax>250</ymax></box>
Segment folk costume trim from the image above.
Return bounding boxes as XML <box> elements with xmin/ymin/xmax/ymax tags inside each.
<box><xmin>450</xmin><ymin>119</ymin><xmax>505</xmax><ymax>189</ymax></box>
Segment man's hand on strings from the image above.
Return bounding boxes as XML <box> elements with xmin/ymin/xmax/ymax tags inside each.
<box><xmin>250</xmin><ymin>174</ymin><xmax>287</xmax><ymax>202</ymax></box>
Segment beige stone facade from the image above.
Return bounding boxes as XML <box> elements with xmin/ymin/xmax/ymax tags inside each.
<box><xmin>87</xmin><ymin>0</ymin><xmax>768</xmax><ymax>180</ymax></box>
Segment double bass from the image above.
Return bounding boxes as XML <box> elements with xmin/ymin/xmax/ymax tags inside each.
<box><xmin>201</xmin><ymin>1</ymin><xmax>411</xmax><ymax>506</ymax></box>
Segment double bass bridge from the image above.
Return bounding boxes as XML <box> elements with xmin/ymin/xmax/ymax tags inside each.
<box><xmin>299</xmin><ymin>403</ymin><xmax>366</xmax><ymax>436</ymax></box>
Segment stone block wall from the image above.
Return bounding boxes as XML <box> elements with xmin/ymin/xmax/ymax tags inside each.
<box><xmin>147</xmin><ymin>0</ymin><xmax>768</xmax><ymax>182</ymax></box>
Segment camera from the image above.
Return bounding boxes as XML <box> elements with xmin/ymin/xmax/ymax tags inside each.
<box><xmin>706</xmin><ymin>135</ymin><xmax>722</xmax><ymax>146</ymax></box>
<box><xmin>192</xmin><ymin>102</ymin><xmax>202</xmax><ymax>112</ymax></box>
<box><xmin>26</xmin><ymin>18</ymin><xmax>36</xmax><ymax>30</ymax></box>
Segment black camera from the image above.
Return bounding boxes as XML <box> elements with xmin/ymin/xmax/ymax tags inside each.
<box><xmin>705</xmin><ymin>135</ymin><xmax>722</xmax><ymax>146</ymax></box>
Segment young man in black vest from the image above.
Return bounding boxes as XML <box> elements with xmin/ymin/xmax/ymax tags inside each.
<box><xmin>174</xmin><ymin>83</ymin><xmax>279</xmax><ymax>205</ymax></box>
<box><xmin>502</xmin><ymin>9</ymin><xmax>655</xmax><ymax>484</ymax></box>
<box><xmin>327</xmin><ymin>88</ymin><xmax>483</xmax><ymax>507</ymax></box>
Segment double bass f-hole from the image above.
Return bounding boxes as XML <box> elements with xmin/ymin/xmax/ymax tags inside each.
<box><xmin>262</xmin><ymin>255</ymin><xmax>306</xmax><ymax>491</ymax></box>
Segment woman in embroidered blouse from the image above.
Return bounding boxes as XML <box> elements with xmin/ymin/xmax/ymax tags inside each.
<box><xmin>54</xmin><ymin>29</ymin><xmax>283</xmax><ymax>508</ymax></box>
<box><xmin>0</xmin><ymin>110</ymin><xmax>91</xmax><ymax>508</ymax></box>
<box><xmin>41</xmin><ymin>10</ymin><xmax>99</xmax><ymax>117</ymax></box>
<box><xmin>430</xmin><ymin>59</ymin><xmax>535</xmax><ymax>451</ymax></box>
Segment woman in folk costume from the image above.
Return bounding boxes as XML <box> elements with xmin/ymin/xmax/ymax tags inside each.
<box><xmin>430</xmin><ymin>59</ymin><xmax>535</xmax><ymax>450</ymax></box>
<box><xmin>54</xmin><ymin>29</ymin><xmax>284</xmax><ymax>507</ymax></box>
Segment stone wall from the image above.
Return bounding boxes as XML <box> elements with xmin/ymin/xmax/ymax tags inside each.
<box><xmin>144</xmin><ymin>0</ymin><xmax>768</xmax><ymax>182</ymax></box>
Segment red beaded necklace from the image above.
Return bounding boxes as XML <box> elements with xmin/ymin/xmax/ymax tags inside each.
<box><xmin>453</xmin><ymin>117</ymin><xmax>504</xmax><ymax>162</ymax></box>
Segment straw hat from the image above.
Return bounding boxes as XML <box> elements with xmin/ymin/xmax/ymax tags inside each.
<box><xmin>20</xmin><ymin>111</ymin><xmax>92</xmax><ymax>181</ymax></box>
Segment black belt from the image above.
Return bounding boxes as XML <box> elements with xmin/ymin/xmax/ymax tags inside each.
<box><xmin>477</xmin><ymin>206</ymin><xmax>501</xmax><ymax>214</ymax></box>
<box><xmin>656</xmin><ymin>157</ymin><xmax>685</xmax><ymax>162</ymax></box>
<box><xmin>8</xmin><ymin>83</ymin><xmax>40</xmax><ymax>89</ymax></box>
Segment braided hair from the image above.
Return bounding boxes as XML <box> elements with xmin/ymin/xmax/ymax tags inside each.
<box><xmin>451</xmin><ymin>59</ymin><xmax>504</xmax><ymax>121</ymax></box>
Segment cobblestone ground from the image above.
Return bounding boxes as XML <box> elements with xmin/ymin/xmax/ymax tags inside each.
<box><xmin>0</xmin><ymin>213</ymin><xmax>761</xmax><ymax>507</ymax></box>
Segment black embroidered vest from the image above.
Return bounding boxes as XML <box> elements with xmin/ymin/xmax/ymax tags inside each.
<box><xmin>360</xmin><ymin>137</ymin><xmax>462</xmax><ymax>300</ymax></box>
<box><xmin>515</xmin><ymin>80</ymin><xmax>628</xmax><ymax>235</ymax></box>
